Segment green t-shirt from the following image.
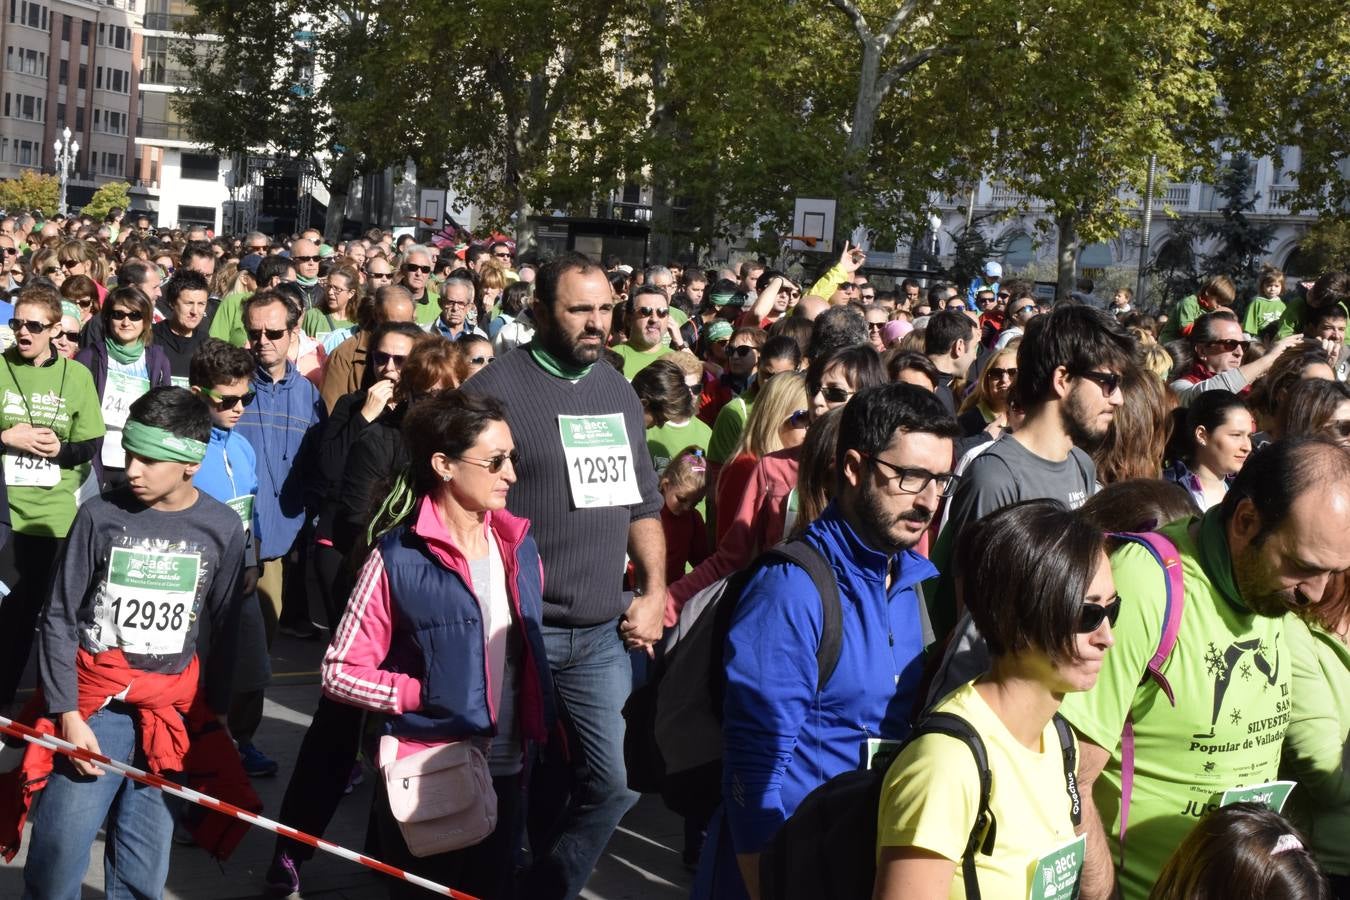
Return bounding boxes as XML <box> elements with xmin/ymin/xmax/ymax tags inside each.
<box><xmin>1242</xmin><ymin>297</ymin><xmax>1286</xmax><ymax>336</ymax></box>
<box><xmin>411</xmin><ymin>287</ymin><xmax>441</xmax><ymax>327</ymax></box>
<box><xmin>1158</xmin><ymin>295</ymin><xmax>1202</xmax><ymax>343</ymax></box>
<box><xmin>208</xmin><ymin>290</ymin><xmax>250</xmax><ymax>347</ymax></box>
<box><xmin>645</xmin><ymin>416</ymin><xmax>713</xmax><ymax>475</ymax></box>
<box><xmin>708</xmin><ymin>394</ymin><xmax>752</xmax><ymax>466</ymax></box>
<box><xmin>1059</xmin><ymin>515</ymin><xmax>1292</xmax><ymax>899</ymax></box>
<box><xmin>611</xmin><ymin>342</ymin><xmax>671</xmax><ymax>380</ymax></box>
<box><xmin>301</xmin><ymin>307</ymin><xmax>353</xmax><ymax>342</ymax></box>
<box><xmin>0</xmin><ymin>353</ymin><xmax>106</xmax><ymax>537</ymax></box>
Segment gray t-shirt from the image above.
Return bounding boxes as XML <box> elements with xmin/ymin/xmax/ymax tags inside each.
<box><xmin>468</xmin><ymin>547</ymin><xmax>522</xmax><ymax>777</ymax></box>
<box><xmin>942</xmin><ymin>433</ymin><xmax>1097</xmax><ymax>541</ymax></box>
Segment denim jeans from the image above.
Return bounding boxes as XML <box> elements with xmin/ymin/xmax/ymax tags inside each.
<box><xmin>524</xmin><ymin>619</ymin><xmax>639</xmax><ymax>900</ymax></box>
<box><xmin>24</xmin><ymin>704</ymin><xmax>175</xmax><ymax>900</ymax></box>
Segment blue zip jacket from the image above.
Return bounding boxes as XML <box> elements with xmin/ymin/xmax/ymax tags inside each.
<box><xmin>721</xmin><ymin>501</ymin><xmax>937</xmax><ymax>855</ymax></box>
<box><xmin>194</xmin><ymin>425</ymin><xmax>260</xmax><ymax>553</ymax></box>
<box><xmin>236</xmin><ymin>362</ymin><xmax>325</xmax><ymax>559</ymax></box>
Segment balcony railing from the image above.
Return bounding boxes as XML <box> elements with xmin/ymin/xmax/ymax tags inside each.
<box><xmin>140</xmin><ymin>64</ymin><xmax>193</xmax><ymax>86</ymax></box>
<box><xmin>1152</xmin><ymin>184</ymin><xmax>1192</xmax><ymax>209</ymax></box>
<box><xmin>137</xmin><ymin>119</ymin><xmax>194</xmax><ymax>140</ymax></box>
<box><xmin>1267</xmin><ymin>185</ymin><xmax>1297</xmax><ymax>212</ymax></box>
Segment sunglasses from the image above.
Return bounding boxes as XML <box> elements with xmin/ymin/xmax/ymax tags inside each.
<box><xmin>60</xmin><ymin>258</ymin><xmax>83</xmax><ymax>270</ymax></box>
<box><xmin>40</xmin><ymin>266</ymin><xmax>59</xmax><ymax>276</ymax></box>
<box><xmin>108</xmin><ymin>309</ymin><xmax>144</xmax><ymax>322</ymax></box>
<box><xmin>291</xmin><ymin>255</ymin><xmax>321</xmax><ymax>263</ymax></box>
<box><xmin>9</xmin><ymin>318</ymin><xmax>51</xmax><ymax>334</ymax></box>
<box><xmin>459</xmin><ymin>449</ymin><xmax>519</xmax><ymax>473</ymax></box>
<box><xmin>402</xmin><ymin>263</ymin><xmax>432</xmax><ymax>274</ymax></box>
<box><xmin>821</xmin><ymin>385</ymin><xmax>853</xmax><ymax>404</ymax></box>
<box><xmin>59</xmin><ymin>330</ymin><xmax>79</xmax><ymax>343</ymax></box>
<box><xmin>0</xmin><ymin>247</ymin><xmax>15</xmax><ymax>257</ymax></box>
<box><xmin>634</xmin><ymin>306</ymin><xmax>669</xmax><ymax>319</ymax></box>
<box><xmin>200</xmin><ymin>387</ymin><xmax>255</xmax><ymax>410</ymax></box>
<box><xmin>1203</xmin><ymin>338</ymin><xmax>1250</xmax><ymax>353</ymax></box>
<box><xmin>468</xmin><ymin>355</ymin><xmax>493</xmax><ymax>366</ymax></box>
<box><xmin>987</xmin><ymin>367</ymin><xmax>1017</xmax><ymax>380</ymax></box>
<box><xmin>1076</xmin><ymin>370</ymin><xmax>1122</xmax><ymax>397</ymax></box>
<box><xmin>371</xmin><ymin>350</ymin><xmax>407</xmax><ymax>368</ymax></box>
<box><xmin>686</xmin><ymin>381</ymin><xmax>702</xmax><ymax>397</ymax></box>
<box><xmin>246</xmin><ymin>327</ymin><xmax>287</xmax><ymax>343</ymax></box>
<box><xmin>366</xmin><ymin>270</ymin><xmax>393</xmax><ymax>279</ymax></box>
<box><xmin>1078</xmin><ymin>595</ymin><xmax>1122</xmax><ymax>633</ymax></box>
<box><xmin>997</xmin><ymin>292</ymin><xmax>1011</xmax><ymax>300</ymax></box>
<box><xmin>787</xmin><ymin>409</ymin><xmax>810</xmax><ymax>428</ymax></box>
<box><xmin>247</xmin><ymin>244</ymin><xmax>269</xmax><ymax>253</ymax></box>
<box><xmin>866</xmin><ymin>322</ymin><xmax>886</xmax><ymax>332</ymax></box>
<box><xmin>728</xmin><ymin>345</ymin><xmax>758</xmax><ymax>358</ymax></box>
<box><xmin>1010</xmin><ymin>304</ymin><xmax>1035</xmax><ymax>317</ymax></box>
<box><xmin>492</xmin><ymin>252</ymin><xmax>512</xmax><ymax>259</ymax></box>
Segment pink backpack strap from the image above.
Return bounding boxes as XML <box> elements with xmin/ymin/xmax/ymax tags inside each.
<box><xmin>1108</xmin><ymin>531</ymin><xmax>1185</xmax><ymax>864</ymax></box>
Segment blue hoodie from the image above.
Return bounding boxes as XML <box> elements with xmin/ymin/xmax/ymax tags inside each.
<box><xmin>235</xmin><ymin>362</ymin><xmax>325</xmax><ymax>559</ymax></box>
<box><xmin>194</xmin><ymin>425</ymin><xmax>261</xmax><ymax>542</ymax></box>
<box><xmin>722</xmin><ymin>501</ymin><xmax>937</xmax><ymax>852</ymax></box>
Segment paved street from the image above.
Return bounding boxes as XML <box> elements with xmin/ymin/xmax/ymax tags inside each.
<box><xmin>0</xmin><ymin>633</ymin><xmax>692</xmax><ymax>899</ymax></box>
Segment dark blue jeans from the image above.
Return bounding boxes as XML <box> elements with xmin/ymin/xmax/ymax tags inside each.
<box><xmin>525</xmin><ymin>619</ymin><xmax>638</xmax><ymax>899</ymax></box>
<box><xmin>24</xmin><ymin>704</ymin><xmax>174</xmax><ymax>899</ymax></box>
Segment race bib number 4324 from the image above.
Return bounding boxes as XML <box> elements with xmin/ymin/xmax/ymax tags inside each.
<box><xmin>93</xmin><ymin>547</ymin><xmax>200</xmax><ymax>656</ymax></box>
<box><xmin>557</xmin><ymin>413</ymin><xmax>642</xmax><ymax>509</ymax></box>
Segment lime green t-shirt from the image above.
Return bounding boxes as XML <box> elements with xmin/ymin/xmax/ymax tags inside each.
<box><xmin>611</xmin><ymin>342</ymin><xmax>671</xmax><ymax>380</ymax></box>
<box><xmin>645</xmin><ymin>416</ymin><xmax>713</xmax><ymax>475</ymax></box>
<box><xmin>1158</xmin><ymin>295</ymin><xmax>1201</xmax><ymax>343</ymax></box>
<box><xmin>1058</xmin><ymin>516</ymin><xmax>1291</xmax><ymax>900</ymax></box>
<box><xmin>0</xmin><ymin>353</ymin><xmax>106</xmax><ymax>537</ymax></box>
<box><xmin>708</xmin><ymin>395</ymin><xmax>752</xmax><ymax>466</ymax></box>
<box><xmin>411</xmin><ymin>288</ymin><xmax>441</xmax><ymax>327</ymax></box>
<box><xmin>877</xmin><ymin>682</ymin><xmax>1082</xmax><ymax>899</ymax></box>
<box><xmin>1242</xmin><ymin>297</ymin><xmax>1285</xmax><ymax>336</ymax></box>
<box><xmin>208</xmin><ymin>290</ymin><xmax>250</xmax><ymax>347</ymax></box>
<box><xmin>301</xmin><ymin>307</ymin><xmax>353</xmax><ymax>342</ymax></box>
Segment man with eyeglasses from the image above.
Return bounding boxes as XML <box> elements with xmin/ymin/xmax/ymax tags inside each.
<box><xmin>711</xmin><ymin>384</ymin><xmax>958</xmax><ymax>897</ymax></box>
<box><xmin>236</xmin><ymin>288</ymin><xmax>326</xmax><ymax>694</ymax></box>
<box><xmin>612</xmin><ymin>284</ymin><xmax>677</xmax><ymax>380</ymax></box>
<box><xmin>431</xmin><ymin>276</ymin><xmax>487</xmax><ymax>342</ymax></box>
<box><xmin>0</xmin><ymin>233</ymin><xmax>20</xmax><ymax>292</ymax></box>
<box><xmin>209</xmin><ymin>254</ymin><xmax>296</xmax><ymax>347</ymax></box>
<box><xmin>288</xmin><ymin>237</ymin><xmax>324</xmax><ymax>310</ymax></box>
<box><xmin>1170</xmin><ymin>310</ymin><xmax>1301</xmax><ymax>408</ymax></box>
<box><xmin>965</xmin><ymin>259</ymin><xmax>1002</xmax><ymax>310</ymax></box>
<box><xmin>864</xmin><ymin>305</ymin><xmax>889</xmax><ymax>352</ymax></box>
<box><xmin>1064</xmin><ymin>438</ymin><xmax>1350</xmax><ymax>900</ymax></box>
<box><xmin>396</xmin><ymin>245</ymin><xmax>440</xmax><ymax>327</ymax></box>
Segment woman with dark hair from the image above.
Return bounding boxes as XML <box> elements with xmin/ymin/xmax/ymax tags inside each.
<box><xmin>634</xmin><ymin>358</ymin><xmax>712</xmax><ymax>472</ymax></box>
<box><xmin>302</xmin><ymin>263</ymin><xmax>360</xmax><ymax>342</ymax></box>
<box><xmin>886</xmin><ymin>350</ymin><xmax>942</xmax><ymax>392</ymax></box>
<box><xmin>1092</xmin><ymin>365</ymin><xmax>1173</xmax><ymax>486</ymax></box>
<box><xmin>59</xmin><ymin>274</ymin><xmax>99</xmax><ymax>324</ymax></box>
<box><xmin>875</xmin><ymin>499</ymin><xmax>1115</xmax><ymax>900</ymax></box>
<box><xmin>1149</xmin><ymin>804</ymin><xmax>1328</xmax><ymax>900</ymax></box>
<box><xmin>1278</xmin><ymin>377</ymin><xmax>1350</xmax><ymax>449</ymax></box>
<box><xmin>1079</xmin><ymin>478</ymin><xmax>1199</xmax><ymax>535</ymax></box>
<box><xmin>489</xmin><ymin>280</ymin><xmax>532</xmax><ymax>344</ymax></box>
<box><xmin>788</xmin><ymin>407</ymin><xmax>844</xmax><ymax>537</ymax></box>
<box><xmin>1163</xmin><ymin>390</ymin><xmax>1254</xmax><ymax>511</ymax></box>
<box><xmin>806</xmin><ymin>343</ymin><xmax>885</xmax><ymax>419</ymax></box>
<box><xmin>75</xmin><ymin>285</ymin><xmax>172</xmax><ymax>489</ymax></box>
<box><xmin>454</xmin><ymin>333</ymin><xmax>495</xmax><ymax>384</ymax></box>
<box><xmin>322</xmin><ymin>390</ymin><xmax>553</xmax><ymax>900</ymax></box>
<box><xmin>1247</xmin><ymin>345</ymin><xmax>1334</xmax><ymax>439</ymax></box>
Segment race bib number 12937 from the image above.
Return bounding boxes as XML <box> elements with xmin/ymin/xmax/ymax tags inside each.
<box><xmin>557</xmin><ymin>413</ymin><xmax>642</xmax><ymax>509</ymax></box>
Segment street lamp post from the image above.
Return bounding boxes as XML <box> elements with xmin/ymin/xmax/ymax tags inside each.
<box><xmin>927</xmin><ymin>213</ymin><xmax>942</xmax><ymax>283</ymax></box>
<box><xmin>53</xmin><ymin>126</ymin><xmax>79</xmax><ymax>217</ymax></box>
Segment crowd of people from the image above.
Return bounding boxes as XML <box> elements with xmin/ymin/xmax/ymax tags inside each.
<box><xmin>0</xmin><ymin>207</ymin><xmax>1345</xmax><ymax>900</ymax></box>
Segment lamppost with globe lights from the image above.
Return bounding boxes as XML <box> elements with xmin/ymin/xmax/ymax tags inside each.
<box><xmin>53</xmin><ymin>126</ymin><xmax>78</xmax><ymax>217</ymax></box>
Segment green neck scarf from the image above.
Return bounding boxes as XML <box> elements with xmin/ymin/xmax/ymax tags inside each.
<box><xmin>106</xmin><ymin>336</ymin><xmax>145</xmax><ymax>365</ymax></box>
<box><xmin>1196</xmin><ymin>506</ymin><xmax>1246</xmax><ymax>612</ymax></box>
<box><xmin>296</xmin><ymin>274</ymin><xmax>319</xmax><ymax>287</ymax></box>
<box><xmin>529</xmin><ymin>344</ymin><xmax>592</xmax><ymax>382</ymax></box>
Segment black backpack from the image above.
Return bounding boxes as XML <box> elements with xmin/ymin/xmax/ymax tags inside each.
<box><xmin>759</xmin><ymin>711</ymin><xmax>1081</xmax><ymax>900</ymax></box>
<box><xmin>622</xmin><ymin>539</ymin><xmax>842</xmax><ymax>822</ymax></box>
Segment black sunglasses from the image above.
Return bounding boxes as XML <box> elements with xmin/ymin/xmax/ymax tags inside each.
<box><xmin>59</xmin><ymin>330</ymin><xmax>80</xmax><ymax>343</ymax></box>
<box><xmin>9</xmin><ymin>318</ymin><xmax>51</xmax><ymax>334</ymax></box>
<box><xmin>633</xmin><ymin>306</ymin><xmax>669</xmax><ymax>318</ymax></box>
<box><xmin>371</xmin><ymin>350</ymin><xmax>408</xmax><ymax>368</ymax></box>
<box><xmin>1078</xmin><ymin>595</ymin><xmax>1122</xmax><ymax>633</ymax></box>
<box><xmin>728</xmin><ymin>345</ymin><xmax>758</xmax><ymax>358</ymax></box>
<box><xmin>402</xmin><ymin>263</ymin><xmax>432</xmax><ymax>274</ymax></box>
<box><xmin>201</xmin><ymin>387</ymin><xmax>256</xmax><ymax>410</ymax></box>
<box><xmin>246</xmin><ymin>327</ymin><xmax>287</xmax><ymax>343</ymax></box>
<box><xmin>0</xmin><ymin>248</ymin><xmax>15</xmax><ymax>257</ymax></box>
<box><xmin>468</xmin><ymin>355</ymin><xmax>493</xmax><ymax>366</ymax></box>
<box><xmin>1075</xmin><ymin>370</ymin><xmax>1122</xmax><ymax>397</ymax></box>
<box><xmin>492</xmin><ymin>252</ymin><xmax>512</xmax><ymax>259</ymax></box>
<box><xmin>1202</xmin><ymin>338</ymin><xmax>1250</xmax><ymax>353</ymax></box>
<box><xmin>40</xmin><ymin>266</ymin><xmax>60</xmax><ymax>276</ymax></box>
<box><xmin>291</xmin><ymin>254</ymin><xmax>320</xmax><ymax>263</ymax></box>
<box><xmin>366</xmin><ymin>270</ymin><xmax>393</xmax><ymax>279</ymax></box>
<box><xmin>108</xmin><ymin>309</ymin><xmax>144</xmax><ymax>323</ymax></box>
<box><xmin>987</xmin><ymin>367</ymin><xmax>1017</xmax><ymax>380</ymax></box>
<box><xmin>459</xmin><ymin>450</ymin><xmax>519</xmax><ymax>473</ymax></box>
<box><xmin>821</xmin><ymin>385</ymin><xmax>853</xmax><ymax>404</ymax></box>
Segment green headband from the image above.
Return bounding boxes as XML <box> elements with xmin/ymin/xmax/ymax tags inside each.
<box><xmin>121</xmin><ymin>420</ymin><xmax>207</xmax><ymax>464</ymax></box>
<box><xmin>710</xmin><ymin>291</ymin><xmax>737</xmax><ymax>307</ymax></box>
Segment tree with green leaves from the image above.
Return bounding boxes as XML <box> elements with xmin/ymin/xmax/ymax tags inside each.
<box><xmin>0</xmin><ymin>171</ymin><xmax>58</xmax><ymax>219</ymax></box>
<box><xmin>1199</xmin><ymin>154</ymin><xmax>1277</xmax><ymax>298</ymax></box>
<box><xmin>82</xmin><ymin>181</ymin><xmax>131</xmax><ymax>222</ymax></box>
<box><xmin>1300</xmin><ymin>217</ymin><xmax>1350</xmax><ymax>274</ymax></box>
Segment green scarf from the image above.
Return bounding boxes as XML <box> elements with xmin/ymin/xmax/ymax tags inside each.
<box><xmin>106</xmin><ymin>336</ymin><xmax>145</xmax><ymax>365</ymax></box>
<box><xmin>296</xmin><ymin>274</ymin><xmax>319</xmax><ymax>287</ymax></box>
<box><xmin>529</xmin><ymin>344</ymin><xmax>592</xmax><ymax>381</ymax></box>
<box><xmin>1196</xmin><ymin>506</ymin><xmax>1245</xmax><ymax>612</ymax></box>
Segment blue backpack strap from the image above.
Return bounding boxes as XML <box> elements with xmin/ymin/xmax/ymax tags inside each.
<box><xmin>1105</xmin><ymin>530</ymin><xmax>1185</xmax><ymax>864</ymax></box>
<box><xmin>768</xmin><ymin>539</ymin><xmax>843</xmax><ymax>693</ymax></box>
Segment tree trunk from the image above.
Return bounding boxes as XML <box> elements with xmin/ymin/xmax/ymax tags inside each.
<box><xmin>512</xmin><ymin>190</ymin><xmax>535</xmax><ymax>255</ymax></box>
<box><xmin>1055</xmin><ymin>209</ymin><xmax>1079</xmax><ymax>301</ymax></box>
<box><xmin>323</xmin><ymin>153</ymin><xmax>357</xmax><ymax>243</ymax></box>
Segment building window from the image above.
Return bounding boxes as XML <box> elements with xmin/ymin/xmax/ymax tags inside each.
<box><xmin>11</xmin><ymin>1</ymin><xmax>48</xmax><ymax>30</ymax></box>
<box><xmin>75</xmin><ymin>106</ymin><xmax>83</xmax><ymax>130</ymax></box>
<box><xmin>78</xmin><ymin>63</ymin><xmax>86</xmax><ymax>89</ymax></box>
<box><xmin>58</xmin><ymin>58</ymin><xmax>66</xmax><ymax>83</ymax></box>
<box><xmin>1003</xmin><ymin>233</ymin><xmax>1035</xmax><ymax>270</ymax></box>
<box><xmin>81</xmin><ymin>19</ymin><xmax>91</xmax><ymax>46</ymax></box>
<box><xmin>100</xmin><ymin>151</ymin><xmax>124</xmax><ymax>176</ymax></box>
<box><xmin>60</xmin><ymin>12</ymin><xmax>68</xmax><ymax>40</ymax></box>
<box><xmin>5</xmin><ymin>93</ymin><xmax>44</xmax><ymax>122</ymax></box>
<box><xmin>180</xmin><ymin>152</ymin><xmax>217</xmax><ymax>181</ymax></box>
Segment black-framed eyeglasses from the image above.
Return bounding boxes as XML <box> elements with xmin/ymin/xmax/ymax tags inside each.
<box><xmin>1075</xmin><ymin>370</ymin><xmax>1123</xmax><ymax>397</ymax></box>
<box><xmin>866</xmin><ymin>322</ymin><xmax>886</xmax><ymax>332</ymax></box>
<box><xmin>246</xmin><ymin>327</ymin><xmax>287</xmax><ymax>343</ymax></box>
<box><xmin>460</xmin><ymin>450</ymin><xmax>519</xmax><ymax>473</ymax></box>
<box><xmin>821</xmin><ymin>385</ymin><xmax>853</xmax><ymax>404</ymax></box>
<box><xmin>865</xmin><ymin>454</ymin><xmax>960</xmax><ymax>497</ymax></box>
<box><xmin>492</xmin><ymin>251</ymin><xmax>512</xmax><ymax>259</ymax></box>
<box><xmin>634</xmin><ymin>306</ymin><xmax>669</xmax><ymax>319</ymax></box>
<box><xmin>402</xmin><ymin>263</ymin><xmax>432</xmax><ymax>274</ymax></box>
<box><xmin>9</xmin><ymin>318</ymin><xmax>51</xmax><ymax>334</ymax></box>
<box><xmin>200</xmin><ymin>386</ymin><xmax>256</xmax><ymax>410</ymax></box>
<box><xmin>1078</xmin><ymin>595</ymin><xmax>1122</xmax><ymax>633</ymax></box>
<box><xmin>247</xmin><ymin>244</ymin><xmax>270</xmax><ymax>253</ymax></box>
<box><xmin>371</xmin><ymin>350</ymin><xmax>407</xmax><ymax>368</ymax></box>
<box><xmin>108</xmin><ymin>309</ymin><xmax>144</xmax><ymax>323</ymax></box>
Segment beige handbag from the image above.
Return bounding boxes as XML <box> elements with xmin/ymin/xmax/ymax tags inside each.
<box><xmin>379</xmin><ymin>734</ymin><xmax>497</xmax><ymax>857</ymax></box>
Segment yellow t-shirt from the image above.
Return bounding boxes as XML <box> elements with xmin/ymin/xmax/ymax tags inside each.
<box><xmin>875</xmin><ymin>681</ymin><xmax>1080</xmax><ymax>899</ymax></box>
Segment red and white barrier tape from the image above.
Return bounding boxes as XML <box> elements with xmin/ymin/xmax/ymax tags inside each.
<box><xmin>0</xmin><ymin>714</ymin><xmax>480</xmax><ymax>899</ymax></box>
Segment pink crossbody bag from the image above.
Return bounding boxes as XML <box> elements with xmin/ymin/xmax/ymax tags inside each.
<box><xmin>378</xmin><ymin>735</ymin><xmax>497</xmax><ymax>858</ymax></box>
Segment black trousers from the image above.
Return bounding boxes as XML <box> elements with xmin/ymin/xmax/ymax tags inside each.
<box><xmin>0</xmin><ymin>533</ymin><xmax>64</xmax><ymax>705</ymax></box>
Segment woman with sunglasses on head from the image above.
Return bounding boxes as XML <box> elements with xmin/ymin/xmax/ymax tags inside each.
<box><xmin>1163</xmin><ymin>390</ymin><xmax>1254</xmax><ymax>512</ymax></box>
<box><xmin>321</xmin><ymin>389</ymin><xmax>553</xmax><ymax>900</ymax></box>
<box><xmin>874</xmin><ymin>499</ymin><xmax>1115</xmax><ymax>900</ymax></box>
<box><xmin>0</xmin><ymin>285</ymin><xmax>105</xmax><ymax>707</ymax></box>
<box><xmin>75</xmin><ymin>285</ymin><xmax>172</xmax><ymax>490</ymax></box>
